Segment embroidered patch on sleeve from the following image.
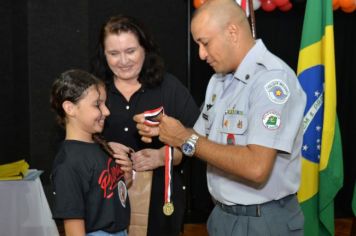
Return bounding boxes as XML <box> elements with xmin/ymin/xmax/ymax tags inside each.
<box><xmin>264</xmin><ymin>79</ymin><xmax>290</xmax><ymax>104</ymax></box>
<box><xmin>262</xmin><ymin>111</ymin><xmax>281</xmax><ymax>130</ymax></box>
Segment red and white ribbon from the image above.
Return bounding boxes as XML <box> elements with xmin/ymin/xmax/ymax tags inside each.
<box><xmin>143</xmin><ymin>106</ymin><xmax>164</xmax><ymax>126</ymax></box>
<box><xmin>164</xmin><ymin>145</ymin><xmax>174</xmax><ymax>205</ymax></box>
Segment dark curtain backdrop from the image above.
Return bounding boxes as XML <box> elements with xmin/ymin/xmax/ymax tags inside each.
<box><xmin>1</xmin><ymin>0</ymin><xmax>355</xmax><ymax>220</ymax></box>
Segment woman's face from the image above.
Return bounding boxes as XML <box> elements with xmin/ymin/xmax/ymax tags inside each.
<box><xmin>104</xmin><ymin>31</ymin><xmax>145</xmax><ymax>82</ymax></box>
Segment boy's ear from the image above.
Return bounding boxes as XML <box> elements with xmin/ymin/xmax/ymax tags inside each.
<box><xmin>62</xmin><ymin>101</ymin><xmax>76</xmax><ymax>116</ymax></box>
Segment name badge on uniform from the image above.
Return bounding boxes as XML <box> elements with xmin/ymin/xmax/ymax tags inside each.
<box><xmin>204</xmin><ymin>106</ymin><xmax>216</xmax><ymax>137</ymax></box>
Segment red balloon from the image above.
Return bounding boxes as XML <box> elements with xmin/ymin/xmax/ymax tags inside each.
<box><xmin>261</xmin><ymin>0</ymin><xmax>277</xmax><ymax>11</ymax></box>
<box><xmin>272</xmin><ymin>0</ymin><xmax>289</xmax><ymax>7</ymax></box>
<box><xmin>279</xmin><ymin>2</ymin><xmax>293</xmax><ymax>11</ymax></box>
<box><xmin>193</xmin><ymin>0</ymin><xmax>207</xmax><ymax>9</ymax></box>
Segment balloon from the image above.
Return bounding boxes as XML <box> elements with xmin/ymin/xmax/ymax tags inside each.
<box><xmin>339</xmin><ymin>0</ymin><xmax>354</xmax><ymax>8</ymax></box>
<box><xmin>261</xmin><ymin>0</ymin><xmax>277</xmax><ymax>11</ymax></box>
<box><xmin>341</xmin><ymin>4</ymin><xmax>356</xmax><ymax>12</ymax></box>
<box><xmin>272</xmin><ymin>0</ymin><xmax>289</xmax><ymax>7</ymax></box>
<box><xmin>333</xmin><ymin>2</ymin><xmax>340</xmax><ymax>10</ymax></box>
<box><xmin>333</xmin><ymin>0</ymin><xmax>340</xmax><ymax>10</ymax></box>
<box><xmin>193</xmin><ymin>0</ymin><xmax>207</xmax><ymax>9</ymax></box>
<box><xmin>253</xmin><ymin>0</ymin><xmax>262</xmax><ymax>10</ymax></box>
<box><xmin>279</xmin><ymin>2</ymin><xmax>293</xmax><ymax>11</ymax></box>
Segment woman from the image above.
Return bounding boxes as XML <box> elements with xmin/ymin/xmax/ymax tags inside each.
<box><xmin>91</xmin><ymin>15</ymin><xmax>199</xmax><ymax>236</ymax></box>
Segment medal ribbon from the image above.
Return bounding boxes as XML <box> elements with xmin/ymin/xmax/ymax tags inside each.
<box><xmin>142</xmin><ymin>107</ymin><xmax>174</xmax><ymax>212</ymax></box>
<box><xmin>164</xmin><ymin>145</ymin><xmax>174</xmax><ymax>205</ymax></box>
<box><xmin>143</xmin><ymin>106</ymin><xmax>164</xmax><ymax>126</ymax></box>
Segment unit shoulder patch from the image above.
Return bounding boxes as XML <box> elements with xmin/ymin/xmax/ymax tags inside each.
<box><xmin>262</xmin><ymin>111</ymin><xmax>281</xmax><ymax>130</ymax></box>
<box><xmin>264</xmin><ymin>79</ymin><xmax>290</xmax><ymax>104</ymax></box>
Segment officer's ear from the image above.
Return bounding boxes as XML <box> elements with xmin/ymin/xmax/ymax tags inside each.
<box><xmin>226</xmin><ymin>23</ymin><xmax>239</xmax><ymax>43</ymax></box>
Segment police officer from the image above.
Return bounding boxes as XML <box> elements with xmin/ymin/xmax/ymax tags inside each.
<box><xmin>134</xmin><ymin>0</ymin><xmax>306</xmax><ymax>235</ymax></box>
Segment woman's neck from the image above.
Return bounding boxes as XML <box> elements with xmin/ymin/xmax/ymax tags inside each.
<box><xmin>114</xmin><ymin>77</ymin><xmax>142</xmax><ymax>101</ymax></box>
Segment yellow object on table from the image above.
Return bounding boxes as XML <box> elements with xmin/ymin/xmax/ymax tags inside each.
<box><xmin>0</xmin><ymin>159</ymin><xmax>29</xmax><ymax>180</ymax></box>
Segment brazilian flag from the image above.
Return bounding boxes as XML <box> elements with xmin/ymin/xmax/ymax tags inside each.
<box><xmin>297</xmin><ymin>0</ymin><xmax>344</xmax><ymax>235</ymax></box>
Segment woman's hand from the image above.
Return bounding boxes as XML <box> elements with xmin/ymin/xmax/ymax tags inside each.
<box><xmin>131</xmin><ymin>148</ymin><xmax>164</xmax><ymax>171</ymax></box>
<box><xmin>131</xmin><ymin>146</ymin><xmax>183</xmax><ymax>171</ymax></box>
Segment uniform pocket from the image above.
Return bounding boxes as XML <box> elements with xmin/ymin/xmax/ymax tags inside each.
<box><xmin>221</xmin><ymin>114</ymin><xmax>248</xmax><ymax>134</ymax></box>
<box><xmin>220</xmin><ymin>114</ymin><xmax>248</xmax><ymax>145</ymax></box>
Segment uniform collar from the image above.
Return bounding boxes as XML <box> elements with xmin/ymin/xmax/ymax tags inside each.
<box><xmin>233</xmin><ymin>39</ymin><xmax>267</xmax><ymax>84</ymax></box>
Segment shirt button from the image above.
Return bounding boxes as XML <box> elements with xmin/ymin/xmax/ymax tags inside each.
<box><xmin>124</xmin><ymin>127</ymin><xmax>129</xmax><ymax>132</ymax></box>
<box><xmin>182</xmin><ymin>186</ymin><xmax>186</xmax><ymax>190</ymax></box>
<box><xmin>126</xmin><ymin>105</ymin><xmax>130</xmax><ymax>110</ymax></box>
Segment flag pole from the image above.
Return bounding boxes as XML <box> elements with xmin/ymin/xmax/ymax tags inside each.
<box><xmin>248</xmin><ymin>0</ymin><xmax>257</xmax><ymax>39</ymax></box>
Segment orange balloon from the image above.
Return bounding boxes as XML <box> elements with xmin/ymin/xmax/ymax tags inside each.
<box><xmin>339</xmin><ymin>0</ymin><xmax>354</xmax><ymax>8</ymax></box>
<box><xmin>193</xmin><ymin>0</ymin><xmax>207</xmax><ymax>9</ymax></box>
<box><xmin>341</xmin><ymin>4</ymin><xmax>356</xmax><ymax>12</ymax></box>
<box><xmin>333</xmin><ymin>2</ymin><xmax>340</xmax><ymax>10</ymax></box>
<box><xmin>333</xmin><ymin>0</ymin><xmax>340</xmax><ymax>9</ymax></box>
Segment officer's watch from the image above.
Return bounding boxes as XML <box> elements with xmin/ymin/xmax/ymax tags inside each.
<box><xmin>181</xmin><ymin>134</ymin><xmax>199</xmax><ymax>157</ymax></box>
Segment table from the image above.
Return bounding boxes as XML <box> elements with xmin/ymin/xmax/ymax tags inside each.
<box><xmin>0</xmin><ymin>176</ymin><xmax>59</xmax><ymax>236</ymax></box>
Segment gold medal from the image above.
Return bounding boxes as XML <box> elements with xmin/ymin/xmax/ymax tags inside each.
<box><xmin>163</xmin><ymin>202</ymin><xmax>174</xmax><ymax>216</ymax></box>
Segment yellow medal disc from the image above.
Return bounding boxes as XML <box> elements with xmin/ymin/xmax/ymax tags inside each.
<box><xmin>163</xmin><ymin>202</ymin><xmax>174</xmax><ymax>216</ymax></box>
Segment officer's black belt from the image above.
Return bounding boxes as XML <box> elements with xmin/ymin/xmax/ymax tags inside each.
<box><xmin>215</xmin><ymin>194</ymin><xmax>296</xmax><ymax>217</ymax></box>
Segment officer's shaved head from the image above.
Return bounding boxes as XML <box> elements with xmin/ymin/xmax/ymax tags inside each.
<box><xmin>192</xmin><ymin>0</ymin><xmax>250</xmax><ymax>34</ymax></box>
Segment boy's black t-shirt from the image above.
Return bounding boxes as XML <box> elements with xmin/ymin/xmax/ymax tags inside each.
<box><xmin>51</xmin><ymin>140</ymin><xmax>130</xmax><ymax>233</ymax></box>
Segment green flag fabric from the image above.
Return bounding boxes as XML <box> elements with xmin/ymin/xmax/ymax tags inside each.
<box><xmin>296</xmin><ymin>0</ymin><xmax>344</xmax><ymax>235</ymax></box>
